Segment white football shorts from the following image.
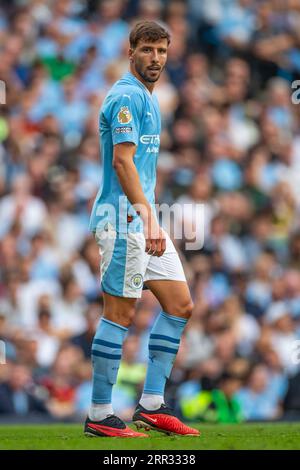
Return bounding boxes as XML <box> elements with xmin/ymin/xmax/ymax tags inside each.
<box><xmin>95</xmin><ymin>224</ymin><xmax>186</xmax><ymax>298</ymax></box>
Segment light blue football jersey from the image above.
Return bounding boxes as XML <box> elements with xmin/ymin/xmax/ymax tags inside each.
<box><xmin>89</xmin><ymin>71</ymin><xmax>161</xmax><ymax>233</ymax></box>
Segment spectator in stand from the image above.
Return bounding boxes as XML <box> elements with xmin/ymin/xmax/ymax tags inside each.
<box><xmin>0</xmin><ymin>362</ymin><xmax>48</xmax><ymax>416</ymax></box>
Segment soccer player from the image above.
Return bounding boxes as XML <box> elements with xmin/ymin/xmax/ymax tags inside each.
<box><xmin>85</xmin><ymin>21</ymin><xmax>200</xmax><ymax>437</ymax></box>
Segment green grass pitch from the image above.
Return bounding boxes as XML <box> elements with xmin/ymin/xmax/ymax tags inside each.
<box><xmin>0</xmin><ymin>423</ymin><xmax>300</xmax><ymax>450</ymax></box>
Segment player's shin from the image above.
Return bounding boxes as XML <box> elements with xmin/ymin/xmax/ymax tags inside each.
<box><xmin>89</xmin><ymin>317</ymin><xmax>128</xmax><ymax>421</ymax></box>
<box><xmin>140</xmin><ymin>311</ymin><xmax>187</xmax><ymax>410</ymax></box>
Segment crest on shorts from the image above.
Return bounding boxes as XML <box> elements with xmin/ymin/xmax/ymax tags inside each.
<box><xmin>117</xmin><ymin>106</ymin><xmax>132</xmax><ymax>124</ymax></box>
<box><xmin>131</xmin><ymin>273</ymin><xmax>143</xmax><ymax>289</ymax></box>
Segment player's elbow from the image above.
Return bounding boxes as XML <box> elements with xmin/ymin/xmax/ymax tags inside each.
<box><xmin>112</xmin><ymin>155</ymin><xmax>125</xmax><ymax>172</ymax></box>
<box><xmin>112</xmin><ymin>154</ymin><xmax>131</xmax><ymax>172</ymax></box>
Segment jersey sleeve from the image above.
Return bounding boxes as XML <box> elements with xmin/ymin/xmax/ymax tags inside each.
<box><xmin>109</xmin><ymin>92</ymin><xmax>143</xmax><ymax>146</ymax></box>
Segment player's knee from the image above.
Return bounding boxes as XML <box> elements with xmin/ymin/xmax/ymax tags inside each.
<box><xmin>121</xmin><ymin>307</ymin><xmax>136</xmax><ymax>328</ymax></box>
<box><xmin>166</xmin><ymin>299</ymin><xmax>194</xmax><ymax>319</ymax></box>
<box><xmin>104</xmin><ymin>306</ymin><xmax>136</xmax><ymax>328</ymax></box>
<box><xmin>180</xmin><ymin>299</ymin><xmax>194</xmax><ymax>319</ymax></box>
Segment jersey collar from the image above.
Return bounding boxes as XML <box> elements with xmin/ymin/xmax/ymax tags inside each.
<box><xmin>124</xmin><ymin>71</ymin><xmax>153</xmax><ymax>97</ymax></box>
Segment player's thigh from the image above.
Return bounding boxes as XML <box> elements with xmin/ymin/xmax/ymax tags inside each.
<box><xmin>96</xmin><ymin>227</ymin><xmax>147</xmax><ymax>297</ymax></box>
<box><xmin>144</xmin><ymin>233</ymin><xmax>193</xmax><ymax>318</ymax></box>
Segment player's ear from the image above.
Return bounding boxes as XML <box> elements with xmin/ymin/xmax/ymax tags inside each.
<box><xmin>128</xmin><ymin>48</ymin><xmax>134</xmax><ymax>62</ymax></box>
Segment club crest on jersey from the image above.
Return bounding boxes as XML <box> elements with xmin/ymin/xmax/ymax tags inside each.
<box><xmin>118</xmin><ymin>106</ymin><xmax>132</xmax><ymax>124</ymax></box>
<box><xmin>131</xmin><ymin>274</ymin><xmax>143</xmax><ymax>289</ymax></box>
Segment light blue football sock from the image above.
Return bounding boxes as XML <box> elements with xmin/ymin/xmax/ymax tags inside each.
<box><xmin>91</xmin><ymin>317</ymin><xmax>127</xmax><ymax>404</ymax></box>
<box><xmin>143</xmin><ymin>311</ymin><xmax>187</xmax><ymax>396</ymax></box>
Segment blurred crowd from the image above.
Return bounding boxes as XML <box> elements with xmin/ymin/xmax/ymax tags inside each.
<box><xmin>1</xmin><ymin>0</ymin><xmax>300</xmax><ymax>424</ymax></box>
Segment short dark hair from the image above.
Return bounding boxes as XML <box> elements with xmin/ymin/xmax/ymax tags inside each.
<box><xmin>129</xmin><ymin>21</ymin><xmax>171</xmax><ymax>49</ymax></box>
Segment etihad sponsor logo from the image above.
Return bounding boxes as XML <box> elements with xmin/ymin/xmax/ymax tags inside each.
<box><xmin>146</xmin><ymin>147</ymin><xmax>159</xmax><ymax>153</ymax></box>
<box><xmin>140</xmin><ymin>134</ymin><xmax>160</xmax><ymax>145</ymax></box>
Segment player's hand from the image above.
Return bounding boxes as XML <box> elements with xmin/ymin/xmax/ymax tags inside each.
<box><xmin>144</xmin><ymin>217</ymin><xmax>166</xmax><ymax>257</ymax></box>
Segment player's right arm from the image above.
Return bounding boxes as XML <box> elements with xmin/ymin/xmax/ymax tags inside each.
<box><xmin>107</xmin><ymin>91</ymin><xmax>165</xmax><ymax>257</ymax></box>
<box><xmin>113</xmin><ymin>142</ymin><xmax>166</xmax><ymax>257</ymax></box>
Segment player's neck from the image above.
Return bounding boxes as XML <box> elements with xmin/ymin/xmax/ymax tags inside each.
<box><xmin>129</xmin><ymin>67</ymin><xmax>155</xmax><ymax>94</ymax></box>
